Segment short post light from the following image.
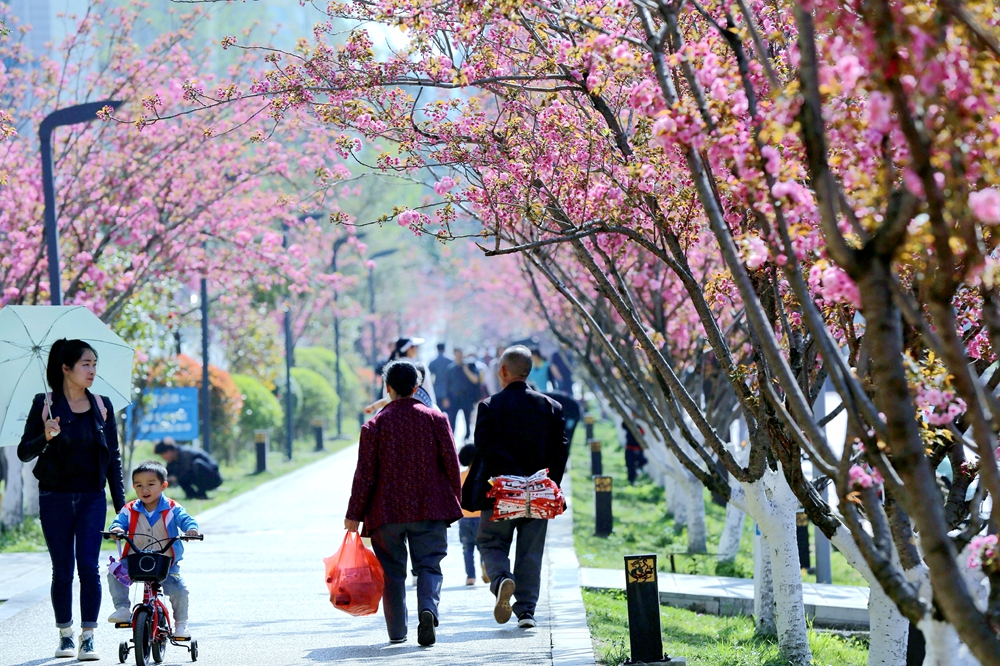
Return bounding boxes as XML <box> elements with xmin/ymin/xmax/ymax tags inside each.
<box><xmin>594</xmin><ymin>475</ymin><xmax>613</xmax><ymax>537</ymax></box>
<box><xmin>623</xmin><ymin>554</ymin><xmax>685</xmax><ymax>664</ymax></box>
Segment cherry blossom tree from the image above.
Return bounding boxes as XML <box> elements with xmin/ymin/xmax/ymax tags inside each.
<box><xmin>141</xmin><ymin>0</ymin><xmax>1000</xmax><ymax>662</ymax></box>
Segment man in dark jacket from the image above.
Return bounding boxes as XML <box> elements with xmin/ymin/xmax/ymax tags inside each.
<box><xmin>153</xmin><ymin>438</ymin><xmax>222</xmax><ymax>500</ymax></box>
<box><xmin>462</xmin><ymin>345</ymin><xmax>569</xmax><ymax>629</ymax></box>
<box><xmin>445</xmin><ymin>348</ymin><xmax>483</xmax><ymax>439</ymax></box>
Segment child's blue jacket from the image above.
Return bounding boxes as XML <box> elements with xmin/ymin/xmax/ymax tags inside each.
<box><xmin>110</xmin><ymin>495</ymin><xmax>198</xmax><ymax>564</ymax></box>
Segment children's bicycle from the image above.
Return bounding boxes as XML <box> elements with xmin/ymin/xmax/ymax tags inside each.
<box><xmin>100</xmin><ymin>531</ymin><xmax>204</xmax><ymax>666</ymax></box>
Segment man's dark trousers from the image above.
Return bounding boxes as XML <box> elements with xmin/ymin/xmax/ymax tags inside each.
<box><xmin>445</xmin><ymin>402</ymin><xmax>475</xmax><ymax>438</ymax></box>
<box><xmin>477</xmin><ymin>508</ymin><xmax>548</xmax><ymax>617</ymax></box>
<box><xmin>370</xmin><ymin>520</ymin><xmax>448</xmax><ymax>640</ymax></box>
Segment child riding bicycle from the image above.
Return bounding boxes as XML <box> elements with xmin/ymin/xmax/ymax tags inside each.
<box><xmin>107</xmin><ymin>460</ymin><xmax>200</xmax><ymax>639</ymax></box>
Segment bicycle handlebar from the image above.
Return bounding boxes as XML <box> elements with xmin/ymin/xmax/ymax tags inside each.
<box><xmin>100</xmin><ymin>531</ymin><xmax>204</xmax><ymax>554</ymax></box>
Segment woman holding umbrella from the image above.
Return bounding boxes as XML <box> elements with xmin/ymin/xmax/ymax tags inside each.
<box><xmin>17</xmin><ymin>339</ymin><xmax>126</xmax><ymax>661</ymax></box>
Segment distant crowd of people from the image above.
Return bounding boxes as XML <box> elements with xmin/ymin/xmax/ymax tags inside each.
<box><xmin>372</xmin><ymin>337</ymin><xmax>576</xmax><ymax>445</ymax></box>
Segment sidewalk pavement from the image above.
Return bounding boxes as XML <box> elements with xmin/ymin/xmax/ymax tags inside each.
<box><xmin>580</xmin><ymin>567</ymin><xmax>871</xmax><ymax>629</ymax></box>
<box><xmin>1</xmin><ymin>444</ymin><xmax>596</xmax><ymax>665</ymax></box>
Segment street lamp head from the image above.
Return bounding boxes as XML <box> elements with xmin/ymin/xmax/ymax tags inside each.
<box><xmin>40</xmin><ymin>100</ymin><xmax>124</xmax><ymax>135</ymax></box>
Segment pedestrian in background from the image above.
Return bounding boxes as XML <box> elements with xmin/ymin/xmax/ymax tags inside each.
<box><xmin>345</xmin><ymin>360</ymin><xmax>462</xmax><ymax>647</ymax></box>
<box><xmin>428</xmin><ymin>342</ymin><xmax>453</xmax><ymax>410</ymax></box>
<box><xmin>457</xmin><ymin>444</ymin><xmax>489</xmax><ymax>586</ymax></box>
<box><xmin>17</xmin><ymin>339</ymin><xmax>127</xmax><ymax>661</ymax></box>
<box><xmin>485</xmin><ymin>345</ymin><xmax>504</xmax><ymax>396</ymax></box>
<box><xmin>527</xmin><ymin>348</ymin><xmax>562</xmax><ymax>392</ymax></box>
<box><xmin>623</xmin><ymin>422</ymin><xmax>647</xmax><ymax>485</ymax></box>
<box><xmin>445</xmin><ymin>348</ymin><xmax>483</xmax><ymax>440</ymax></box>
<box><xmin>463</xmin><ymin>345</ymin><xmax>569</xmax><ymax>629</ymax></box>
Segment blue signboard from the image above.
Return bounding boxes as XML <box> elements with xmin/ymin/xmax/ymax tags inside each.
<box><xmin>129</xmin><ymin>388</ymin><xmax>200</xmax><ymax>441</ymax></box>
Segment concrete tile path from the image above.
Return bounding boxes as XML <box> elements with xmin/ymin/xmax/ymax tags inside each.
<box><xmin>0</xmin><ymin>444</ymin><xmax>596</xmax><ymax>665</ymax></box>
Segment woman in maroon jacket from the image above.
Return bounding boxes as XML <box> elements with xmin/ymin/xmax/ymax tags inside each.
<box><xmin>345</xmin><ymin>360</ymin><xmax>462</xmax><ymax>647</ymax></box>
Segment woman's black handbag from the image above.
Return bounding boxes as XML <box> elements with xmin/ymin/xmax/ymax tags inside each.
<box><xmin>126</xmin><ymin>552</ymin><xmax>172</xmax><ymax>582</ymax></box>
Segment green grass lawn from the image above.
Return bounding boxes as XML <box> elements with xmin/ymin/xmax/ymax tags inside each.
<box><xmin>0</xmin><ymin>430</ymin><xmax>357</xmax><ymax>554</ymax></box>
<box><xmin>571</xmin><ymin>418</ymin><xmax>866</xmax><ymax>587</ymax></box>
<box><xmin>584</xmin><ymin>588</ymin><xmax>869</xmax><ymax>666</ymax></box>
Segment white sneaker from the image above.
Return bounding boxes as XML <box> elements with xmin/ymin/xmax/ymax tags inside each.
<box><xmin>55</xmin><ymin>628</ymin><xmax>75</xmax><ymax>658</ymax></box>
<box><xmin>107</xmin><ymin>606</ymin><xmax>132</xmax><ymax>623</ymax></box>
<box><xmin>78</xmin><ymin>631</ymin><xmax>99</xmax><ymax>661</ymax></box>
<box><xmin>173</xmin><ymin>621</ymin><xmax>190</xmax><ymax>639</ymax></box>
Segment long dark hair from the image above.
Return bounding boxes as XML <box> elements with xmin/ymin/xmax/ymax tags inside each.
<box><xmin>47</xmin><ymin>339</ymin><xmax>98</xmax><ymax>392</ymax></box>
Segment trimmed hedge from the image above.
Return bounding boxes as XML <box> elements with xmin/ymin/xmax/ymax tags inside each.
<box><xmin>290</xmin><ymin>367</ymin><xmax>339</xmax><ymax>436</ymax></box>
<box><xmin>296</xmin><ymin>347</ymin><xmax>363</xmax><ymax>415</ymax></box>
<box><xmin>231</xmin><ymin>373</ymin><xmax>283</xmax><ymax>445</ymax></box>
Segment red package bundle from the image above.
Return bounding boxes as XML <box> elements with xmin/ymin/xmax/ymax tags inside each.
<box><xmin>487</xmin><ymin>469</ymin><xmax>565</xmax><ymax>520</ymax></box>
<box><xmin>323</xmin><ymin>532</ymin><xmax>385</xmax><ymax>616</ymax></box>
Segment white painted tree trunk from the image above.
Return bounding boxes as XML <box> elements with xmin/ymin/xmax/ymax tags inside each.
<box><xmin>827</xmin><ymin>527</ymin><xmax>909</xmax><ymax>666</ymax></box>
<box><xmin>867</xmin><ymin>584</ymin><xmax>909</xmax><ymax>666</ymax></box>
<box><xmin>753</xmin><ymin>526</ymin><xmax>777</xmax><ymax>635</ymax></box>
<box><xmin>741</xmin><ymin>471</ymin><xmax>812</xmax><ymax>665</ymax></box>
<box><xmin>919</xmin><ymin>620</ymin><xmax>981</xmax><ymax>666</ymax></box>
<box><xmin>22</xmin><ymin>458</ymin><xmax>38</xmax><ymax>517</ymax></box>
<box><xmin>681</xmin><ymin>471</ymin><xmax>707</xmax><ymax>553</ymax></box>
<box><xmin>718</xmin><ymin>501</ymin><xmax>745</xmax><ymax>563</ymax></box>
<box><xmin>1</xmin><ymin>448</ymin><xmax>24</xmax><ymax>529</ymax></box>
<box><xmin>667</xmin><ymin>476</ymin><xmax>688</xmax><ymax>526</ymax></box>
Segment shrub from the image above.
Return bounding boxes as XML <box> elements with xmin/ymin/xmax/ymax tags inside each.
<box><xmin>296</xmin><ymin>346</ymin><xmax>364</xmax><ymax>416</ymax></box>
<box><xmin>231</xmin><ymin>373</ymin><xmax>283</xmax><ymax>445</ymax></box>
<box><xmin>290</xmin><ymin>367</ymin><xmax>339</xmax><ymax>436</ymax></box>
<box><xmin>152</xmin><ymin>355</ymin><xmax>243</xmax><ymax>462</ymax></box>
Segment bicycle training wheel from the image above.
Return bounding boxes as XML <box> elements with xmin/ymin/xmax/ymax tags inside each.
<box><xmin>190</xmin><ymin>639</ymin><xmax>198</xmax><ymax>662</ymax></box>
<box><xmin>133</xmin><ymin>608</ymin><xmax>153</xmax><ymax>666</ymax></box>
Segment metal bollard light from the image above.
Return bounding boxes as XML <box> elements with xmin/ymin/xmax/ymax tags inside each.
<box><xmin>624</xmin><ymin>554</ymin><xmax>685</xmax><ymax>664</ymax></box>
<box><xmin>584</xmin><ymin>414</ymin><xmax>595</xmax><ymax>441</ymax></box>
<box><xmin>590</xmin><ymin>439</ymin><xmax>603</xmax><ymax>476</ymax></box>
<box><xmin>254</xmin><ymin>430</ymin><xmax>269</xmax><ymax>474</ymax></box>
<box><xmin>312</xmin><ymin>418</ymin><xmax>325</xmax><ymax>452</ymax></box>
<box><xmin>594</xmin><ymin>476</ymin><xmax>613</xmax><ymax>537</ymax></box>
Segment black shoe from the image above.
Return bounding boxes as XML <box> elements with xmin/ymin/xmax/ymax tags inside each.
<box><xmin>417</xmin><ymin>610</ymin><xmax>436</xmax><ymax>646</ymax></box>
<box><xmin>517</xmin><ymin>613</ymin><xmax>537</xmax><ymax>628</ymax></box>
<box><xmin>389</xmin><ymin>636</ymin><xmax>407</xmax><ymax>644</ymax></box>
<box><xmin>494</xmin><ymin>577</ymin><xmax>516</xmax><ymax>624</ymax></box>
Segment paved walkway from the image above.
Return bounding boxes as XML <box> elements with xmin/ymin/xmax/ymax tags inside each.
<box><xmin>581</xmin><ymin>567</ymin><xmax>870</xmax><ymax>629</ymax></box>
<box><xmin>1</xmin><ymin>445</ymin><xmax>595</xmax><ymax>665</ymax></box>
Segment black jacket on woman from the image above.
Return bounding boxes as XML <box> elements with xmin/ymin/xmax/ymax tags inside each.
<box><xmin>17</xmin><ymin>390</ymin><xmax>127</xmax><ymax>512</ymax></box>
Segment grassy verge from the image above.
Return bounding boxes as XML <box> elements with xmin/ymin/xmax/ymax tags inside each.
<box><xmin>571</xmin><ymin>418</ymin><xmax>866</xmax><ymax>586</ymax></box>
<box><xmin>583</xmin><ymin>588</ymin><xmax>868</xmax><ymax>666</ymax></box>
<box><xmin>0</xmin><ymin>431</ymin><xmax>356</xmax><ymax>554</ymax></box>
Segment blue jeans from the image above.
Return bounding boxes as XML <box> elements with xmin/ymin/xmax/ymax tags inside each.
<box><xmin>458</xmin><ymin>517</ymin><xmax>481</xmax><ymax>579</ymax></box>
<box><xmin>38</xmin><ymin>491</ymin><xmax>108</xmax><ymax>628</ymax></box>
<box><xmin>108</xmin><ymin>570</ymin><xmax>190</xmax><ymax>623</ymax></box>
<box><xmin>370</xmin><ymin>521</ymin><xmax>448</xmax><ymax>641</ymax></box>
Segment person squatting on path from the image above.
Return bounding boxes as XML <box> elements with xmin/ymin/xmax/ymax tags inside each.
<box><xmin>463</xmin><ymin>345</ymin><xmax>569</xmax><ymax>629</ymax></box>
<box><xmin>107</xmin><ymin>460</ymin><xmax>201</xmax><ymax>639</ymax></box>
<box><xmin>153</xmin><ymin>437</ymin><xmax>223</xmax><ymax>500</ymax></box>
<box><xmin>17</xmin><ymin>339</ymin><xmax>127</xmax><ymax>661</ymax></box>
<box><xmin>345</xmin><ymin>359</ymin><xmax>463</xmax><ymax>647</ymax></box>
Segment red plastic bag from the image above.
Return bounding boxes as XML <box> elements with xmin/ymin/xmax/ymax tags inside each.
<box><xmin>323</xmin><ymin>532</ymin><xmax>385</xmax><ymax>616</ymax></box>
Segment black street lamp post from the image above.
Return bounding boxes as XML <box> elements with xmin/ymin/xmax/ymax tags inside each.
<box><xmin>200</xmin><ymin>277</ymin><xmax>211</xmax><ymax>456</ymax></box>
<box><xmin>41</xmin><ymin>100</ymin><xmax>123</xmax><ymax>304</ymax></box>
<box><xmin>283</xmin><ymin>223</ymin><xmax>294</xmax><ymax>461</ymax></box>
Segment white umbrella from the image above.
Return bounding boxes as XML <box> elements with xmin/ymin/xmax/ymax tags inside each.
<box><xmin>0</xmin><ymin>305</ymin><xmax>134</xmax><ymax>448</ymax></box>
